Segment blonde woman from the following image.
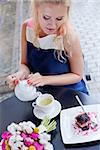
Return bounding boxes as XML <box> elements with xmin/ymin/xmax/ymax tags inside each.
<box><xmin>7</xmin><ymin>0</ymin><xmax>88</xmax><ymax>94</ymax></box>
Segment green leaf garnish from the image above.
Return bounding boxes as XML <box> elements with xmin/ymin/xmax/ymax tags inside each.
<box><xmin>41</xmin><ymin>116</ymin><xmax>57</xmax><ymax>133</ymax></box>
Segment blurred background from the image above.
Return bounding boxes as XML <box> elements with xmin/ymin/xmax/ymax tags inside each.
<box><xmin>0</xmin><ymin>0</ymin><xmax>100</xmax><ymax>101</ymax></box>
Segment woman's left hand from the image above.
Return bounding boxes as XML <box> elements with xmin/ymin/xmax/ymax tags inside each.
<box><xmin>27</xmin><ymin>72</ymin><xmax>47</xmax><ymax>87</ymax></box>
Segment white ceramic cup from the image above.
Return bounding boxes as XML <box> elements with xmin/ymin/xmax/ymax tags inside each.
<box><xmin>32</xmin><ymin>93</ymin><xmax>55</xmax><ymax>113</ymax></box>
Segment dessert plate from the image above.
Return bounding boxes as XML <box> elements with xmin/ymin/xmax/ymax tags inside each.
<box><xmin>60</xmin><ymin>104</ymin><xmax>100</xmax><ymax>144</ymax></box>
<box><xmin>33</xmin><ymin>100</ymin><xmax>61</xmax><ymax>119</ymax></box>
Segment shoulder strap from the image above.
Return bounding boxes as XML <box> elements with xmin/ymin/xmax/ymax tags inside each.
<box><xmin>25</xmin><ymin>18</ymin><xmax>33</xmax><ymax>28</ymax></box>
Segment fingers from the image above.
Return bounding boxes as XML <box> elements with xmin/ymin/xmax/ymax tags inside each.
<box><xmin>6</xmin><ymin>71</ymin><xmax>27</xmax><ymax>90</ymax></box>
<box><xmin>8</xmin><ymin>82</ymin><xmax>16</xmax><ymax>90</ymax></box>
<box><xmin>27</xmin><ymin>73</ymin><xmax>41</xmax><ymax>84</ymax></box>
<box><xmin>27</xmin><ymin>78</ymin><xmax>41</xmax><ymax>86</ymax></box>
<box><xmin>28</xmin><ymin>73</ymin><xmax>40</xmax><ymax>79</ymax></box>
<box><xmin>6</xmin><ymin>72</ymin><xmax>45</xmax><ymax>89</ymax></box>
<box><xmin>35</xmin><ymin>82</ymin><xmax>44</xmax><ymax>87</ymax></box>
<box><xmin>27</xmin><ymin>73</ymin><xmax>44</xmax><ymax>87</ymax></box>
<box><xmin>29</xmin><ymin>79</ymin><xmax>44</xmax><ymax>87</ymax></box>
<box><xmin>6</xmin><ymin>76</ymin><xmax>15</xmax><ymax>89</ymax></box>
<box><xmin>14</xmin><ymin>79</ymin><xmax>19</xmax><ymax>85</ymax></box>
<box><xmin>28</xmin><ymin>80</ymin><xmax>44</xmax><ymax>87</ymax></box>
<box><xmin>6</xmin><ymin>73</ymin><xmax>20</xmax><ymax>89</ymax></box>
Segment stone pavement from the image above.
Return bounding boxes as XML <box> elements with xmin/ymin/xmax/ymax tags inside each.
<box><xmin>71</xmin><ymin>0</ymin><xmax>100</xmax><ymax>94</ymax></box>
<box><xmin>0</xmin><ymin>0</ymin><xmax>29</xmax><ymax>101</ymax></box>
<box><xmin>0</xmin><ymin>0</ymin><xmax>100</xmax><ymax>101</ymax></box>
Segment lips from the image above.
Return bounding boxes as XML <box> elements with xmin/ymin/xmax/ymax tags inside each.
<box><xmin>45</xmin><ymin>28</ymin><xmax>56</xmax><ymax>34</ymax></box>
<box><xmin>46</xmin><ymin>27</ymin><xmax>56</xmax><ymax>32</ymax></box>
<box><xmin>47</xmin><ymin>28</ymin><xmax>54</xmax><ymax>31</ymax></box>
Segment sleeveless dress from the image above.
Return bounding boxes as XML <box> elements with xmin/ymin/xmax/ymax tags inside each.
<box><xmin>26</xmin><ymin>19</ymin><xmax>89</xmax><ymax>95</ymax></box>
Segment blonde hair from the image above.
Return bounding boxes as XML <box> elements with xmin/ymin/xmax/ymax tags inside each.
<box><xmin>30</xmin><ymin>0</ymin><xmax>72</xmax><ymax>62</ymax></box>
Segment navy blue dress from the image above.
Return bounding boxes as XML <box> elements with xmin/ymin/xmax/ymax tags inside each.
<box><xmin>27</xmin><ymin>41</ymin><xmax>89</xmax><ymax>95</ymax></box>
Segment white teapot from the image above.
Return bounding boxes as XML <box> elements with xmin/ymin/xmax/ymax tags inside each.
<box><xmin>14</xmin><ymin>80</ymin><xmax>41</xmax><ymax>101</ymax></box>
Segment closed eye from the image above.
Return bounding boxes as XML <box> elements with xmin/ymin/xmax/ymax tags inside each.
<box><xmin>56</xmin><ymin>16</ymin><xmax>64</xmax><ymax>21</ymax></box>
<box><xmin>43</xmin><ymin>15</ymin><xmax>51</xmax><ymax>20</ymax></box>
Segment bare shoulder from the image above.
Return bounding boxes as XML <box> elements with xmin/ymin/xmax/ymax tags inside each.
<box><xmin>22</xmin><ymin>21</ymin><xmax>27</xmax><ymax>27</ymax></box>
<box><xmin>64</xmin><ymin>22</ymin><xmax>82</xmax><ymax>56</ymax></box>
<box><xmin>24</xmin><ymin>18</ymin><xmax>33</xmax><ymax>27</ymax></box>
<box><xmin>69</xmin><ymin>23</ymin><xmax>82</xmax><ymax>52</ymax></box>
<box><xmin>21</xmin><ymin>18</ymin><xmax>33</xmax><ymax>38</ymax></box>
<box><xmin>21</xmin><ymin>20</ymin><xmax>29</xmax><ymax>33</ymax></box>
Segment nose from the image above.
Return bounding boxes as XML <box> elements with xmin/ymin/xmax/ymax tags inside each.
<box><xmin>48</xmin><ymin>19</ymin><xmax>57</xmax><ymax>29</ymax></box>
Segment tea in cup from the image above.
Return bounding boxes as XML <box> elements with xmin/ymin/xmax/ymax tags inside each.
<box><xmin>32</xmin><ymin>93</ymin><xmax>55</xmax><ymax>114</ymax></box>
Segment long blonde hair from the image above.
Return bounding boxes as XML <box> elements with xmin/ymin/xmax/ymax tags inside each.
<box><xmin>30</xmin><ymin>0</ymin><xmax>72</xmax><ymax>62</ymax></box>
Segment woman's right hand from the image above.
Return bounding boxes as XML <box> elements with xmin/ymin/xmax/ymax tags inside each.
<box><xmin>6</xmin><ymin>71</ymin><xmax>26</xmax><ymax>89</ymax></box>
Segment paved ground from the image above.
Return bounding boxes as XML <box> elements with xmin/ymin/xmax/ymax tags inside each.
<box><xmin>0</xmin><ymin>0</ymin><xmax>100</xmax><ymax>101</ymax></box>
<box><xmin>71</xmin><ymin>0</ymin><xmax>100</xmax><ymax>94</ymax></box>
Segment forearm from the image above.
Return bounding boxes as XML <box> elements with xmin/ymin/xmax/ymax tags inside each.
<box><xmin>44</xmin><ymin>73</ymin><xmax>83</xmax><ymax>86</ymax></box>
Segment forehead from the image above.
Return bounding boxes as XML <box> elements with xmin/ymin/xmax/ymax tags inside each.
<box><xmin>38</xmin><ymin>3</ymin><xmax>67</xmax><ymax>16</ymax></box>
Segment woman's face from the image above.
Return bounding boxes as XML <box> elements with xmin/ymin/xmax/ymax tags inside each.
<box><xmin>37</xmin><ymin>3</ymin><xmax>68</xmax><ymax>35</ymax></box>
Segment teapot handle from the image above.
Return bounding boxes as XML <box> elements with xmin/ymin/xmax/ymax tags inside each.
<box><xmin>32</xmin><ymin>102</ymin><xmax>36</xmax><ymax>108</ymax></box>
<box><xmin>32</xmin><ymin>92</ymin><xmax>42</xmax><ymax>107</ymax></box>
<box><xmin>32</xmin><ymin>91</ymin><xmax>42</xmax><ymax>101</ymax></box>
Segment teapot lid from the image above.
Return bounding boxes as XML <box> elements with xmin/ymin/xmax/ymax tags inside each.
<box><xmin>18</xmin><ymin>80</ymin><xmax>36</xmax><ymax>92</ymax></box>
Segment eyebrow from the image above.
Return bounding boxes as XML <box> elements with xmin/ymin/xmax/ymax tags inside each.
<box><xmin>43</xmin><ymin>14</ymin><xmax>64</xmax><ymax>18</ymax></box>
<box><xmin>56</xmin><ymin>16</ymin><xmax>64</xmax><ymax>19</ymax></box>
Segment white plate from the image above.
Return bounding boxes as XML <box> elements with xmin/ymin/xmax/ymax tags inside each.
<box><xmin>60</xmin><ymin>104</ymin><xmax>100</xmax><ymax>144</ymax></box>
<box><xmin>33</xmin><ymin>100</ymin><xmax>61</xmax><ymax>120</ymax></box>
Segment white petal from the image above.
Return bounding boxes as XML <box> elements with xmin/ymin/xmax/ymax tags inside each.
<box><xmin>39</xmin><ymin>139</ymin><xmax>48</xmax><ymax>145</ymax></box>
<box><xmin>25</xmin><ymin>127</ymin><xmax>33</xmax><ymax>134</ymax></box>
<box><xmin>38</xmin><ymin>124</ymin><xmax>47</xmax><ymax>133</ymax></box>
<box><xmin>44</xmin><ymin>142</ymin><xmax>53</xmax><ymax>150</ymax></box>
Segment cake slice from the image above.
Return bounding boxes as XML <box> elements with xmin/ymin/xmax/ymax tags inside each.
<box><xmin>75</xmin><ymin>113</ymin><xmax>91</xmax><ymax>131</ymax></box>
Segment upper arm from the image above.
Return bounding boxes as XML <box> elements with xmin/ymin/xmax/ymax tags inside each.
<box><xmin>64</xmin><ymin>30</ymin><xmax>84</xmax><ymax>78</ymax></box>
<box><xmin>21</xmin><ymin>21</ymin><xmax>27</xmax><ymax>65</ymax></box>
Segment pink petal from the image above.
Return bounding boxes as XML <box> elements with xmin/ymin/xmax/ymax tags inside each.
<box><xmin>2</xmin><ymin>140</ymin><xmax>6</xmax><ymax>150</ymax></box>
<box><xmin>24</xmin><ymin>138</ymin><xmax>34</xmax><ymax>147</ymax></box>
<box><xmin>29</xmin><ymin>133</ymin><xmax>39</xmax><ymax>140</ymax></box>
<box><xmin>34</xmin><ymin>142</ymin><xmax>44</xmax><ymax>150</ymax></box>
<box><xmin>21</xmin><ymin>132</ymin><xmax>28</xmax><ymax>139</ymax></box>
<box><xmin>24</xmin><ymin>141</ymin><xmax>32</xmax><ymax>147</ymax></box>
<box><xmin>2</xmin><ymin>131</ymin><xmax>11</xmax><ymax>140</ymax></box>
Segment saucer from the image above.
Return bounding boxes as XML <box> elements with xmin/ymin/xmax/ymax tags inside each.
<box><xmin>33</xmin><ymin>100</ymin><xmax>61</xmax><ymax>120</ymax></box>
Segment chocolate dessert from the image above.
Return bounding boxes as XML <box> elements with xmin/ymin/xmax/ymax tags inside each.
<box><xmin>75</xmin><ymin>113</ymin><xmax>91</xmax><ymax>131</ymax></box>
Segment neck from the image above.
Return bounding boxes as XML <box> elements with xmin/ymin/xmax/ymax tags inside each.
<box><xmin>38</xmin><ymin>28</ymin><xmax>48</xmax><ymax>38</ymax></box>
<box><xmin>38</xmin><ymin>28</ymin><xmax>57</xmax><ymax>38</ymax></box>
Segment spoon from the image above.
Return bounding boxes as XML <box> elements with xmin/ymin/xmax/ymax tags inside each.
<box><xmin>75</xmin><ymin>95</ymin><xmax>86</xmax><ymax>113</ymax></box>
<box><xmin>75</xmin><ymin>95</ymin><xmax>97</xmax><ymax>128</ymax></box>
